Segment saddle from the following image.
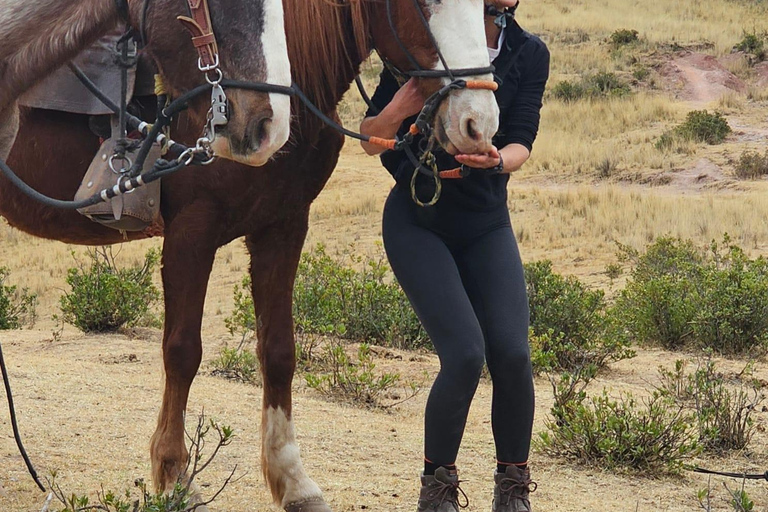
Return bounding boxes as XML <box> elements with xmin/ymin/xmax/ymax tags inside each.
<box><xmin>19</xmin><ymin>31</ymin><xmax>164</xmax><ymax>234</ymax></box>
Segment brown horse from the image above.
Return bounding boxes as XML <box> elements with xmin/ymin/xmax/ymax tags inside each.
<box><xmin>0</xmin><ymin>0</ymin><xmax>291</xmax><ymax>164</ymax></box>
<box><xmin>3</xmin><ymin>0</ymin><xmax>497</xmax><ymax>510</ymax></box>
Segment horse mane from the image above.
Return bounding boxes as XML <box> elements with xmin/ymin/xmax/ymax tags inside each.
<box><xmin>286</xmin><ymin>0</ymin><xmax>372</xmax><ymax>114</ymax></box>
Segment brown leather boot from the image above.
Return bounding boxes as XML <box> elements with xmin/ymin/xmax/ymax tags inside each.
<box><xmin>417</xmin><ymin>467</ymin><xmax>468</xmax><ymax>512</ymax></box>
<box><xmin>492</xmin><ymin>465</ymin><xmax>537</xmax><ymax>512</ymax></box>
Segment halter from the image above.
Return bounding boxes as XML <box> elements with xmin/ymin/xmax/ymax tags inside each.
<box><xmin>371</xmin><ymin>0</ymin><xmax>500</xmax><ymax>206</ymax></box>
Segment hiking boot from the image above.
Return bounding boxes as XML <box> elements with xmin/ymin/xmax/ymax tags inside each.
<box><xmin>417</xmin><ymin>467</ymin><xmax>469</xmax><ymax>512</ymax></box>
<box><xmin>492</xmin><ymin>465</ymin><xmax>537</xmax><ymax>512</ymax></box>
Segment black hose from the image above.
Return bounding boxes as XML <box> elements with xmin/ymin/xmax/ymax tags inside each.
<box><xmin>0</xmin><ymin>340</ymin><xmax>46</xmax><ymax>492</ymax></box>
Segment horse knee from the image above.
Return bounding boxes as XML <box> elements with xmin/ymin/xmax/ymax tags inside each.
<box><xmin>259</xmin><ymin>337</ymin><xmax>295</xmax><ymax>389</ymax></box>
<box><xmin>162</xmin><ymin>332</ymin><xmax>202</xmax><ymax>382</ymax></box>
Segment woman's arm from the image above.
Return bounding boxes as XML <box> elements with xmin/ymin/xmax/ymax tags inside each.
<box><xmin>360</xmin><ymin>78</ymin><xmax>425</xmax><ymax>156</ymax></box>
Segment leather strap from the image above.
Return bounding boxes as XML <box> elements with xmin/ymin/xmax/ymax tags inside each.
<box><xmin>177</xmin><ymin>0</ymin><xmax>219</xmax><ymax>70</ymax></box>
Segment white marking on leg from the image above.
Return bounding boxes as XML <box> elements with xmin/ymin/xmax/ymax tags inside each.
<box><xmin>263</xmin><ymin>406</ymin><xmax>323</xmax><ymax>507</ymax></box>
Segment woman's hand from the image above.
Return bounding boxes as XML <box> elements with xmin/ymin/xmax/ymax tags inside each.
<box><xmin>360</xmin><ymin>78</ymin><xmax>425</xmax><ymax>156</ymax></box>
<box><xmin>455</xmin><ymin>146</ymin><xmax>501</xmax><ymax>169</ymax></box>
<box><xmin>388</xmin><ymin>78</ymin><xmax>425</xmax><ymax>119</ymax></box>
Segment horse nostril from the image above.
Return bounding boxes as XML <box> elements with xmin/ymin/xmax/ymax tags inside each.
<box><xmin>465</xmin><ymin>118</ymin><xmax>481</xmax><ymax>141</ymax></box>
<box><xmin>247</xmin><ymin>116</ymin><xmax>272</xmax><ymax>151</ymax></box>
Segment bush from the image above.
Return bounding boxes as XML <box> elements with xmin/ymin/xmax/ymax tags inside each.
<box><xmin>657</xmin><ymin>357</ymin><xmax>763</xmax><ymax>453</ymax></box>
<box><xmin>59</xmin><ymin>247</ymin><xmax>160</xmax><ymax>333</ymax></box>
<box><xmin>551</xmin><ymin>80</ymin><xmax>587</xmax><ymax>102</ymax></box>
<box><xmin>305</xmin><ymin>342</ymin><xmax>420</xmax><ymax>408</ymax></box>
<box><xmin>538</xmin><ymin>348</ymin><xmax>697</xmax><ymax>474</ymax></box>
<box><xmin>225</xmin><ymin>244</ymin><xmax>428</xmax><ymax>350</ymax></box>
<box><xmin>525</xmin><ymin>261</ymin><xmax>633</xmax><ymax>374</ymax></box>
<box><xmin>611</xmin><ymin>238</ymin><xmax>704</xmax><ymax>350</ymax></box>
<box><xmin>678</xmin><ymin>110</ymin><xmax>732</xmax><ymax>144</ymax></box>
<box><xmin>538</xmin><ymin>386</ymin><xmax>698</xmax><ymax>474</ymax></box>
<box><xmin>735</xmin><ymin>31</ymin><xmax>766</xmax><ymax>61</ymax></box>
<box><xmin>0</xmin><ymin>267</ymin><xmax>37</xmax><ymax>329</ymax></box>
<box><xmin>611</xmin><ymin>236</ymin><xmax>768</xmax><ymax>355</ymax></box>
<box><xmin>210</xmin><ymin>344</ymin><xmax>260</xmax><ymax>384</ymax></box>
<box><xmin>610</xmin><ymin>29</ymin><xmax>640</xmax><ymax>48</ymax></box>
<box><xmin>693</xmin><ymin>241</ymin><xmax>768</xmax><ymax>354</ymax></box>
<box><xmin>658</xmin><ymin>110</ymin><xmax>731</xmax><ymax>150</ymax></box>
<box><xmin>550</xmin><ymin>72</ymin><xmax>631</xmax><ymax>102</ymax></box>
<box><xmin>734</xmin><ymin>150</ymin><xmax>768</xmax><ymax>179</ymax></box>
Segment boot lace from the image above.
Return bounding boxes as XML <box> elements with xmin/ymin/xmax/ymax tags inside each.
<box><xmin>425</xmin><ymin>478</ymin><xmax>469</xmax><ymax>510</ymax></box>
<box><xmin>498</xmin><ymin>475</ymin><xmax>537</xmax><ymax>507</ymax></box>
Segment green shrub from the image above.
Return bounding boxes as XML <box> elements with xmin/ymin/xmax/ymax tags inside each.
<box><xmin>225</xmin><ymin>244</ymin><xmax>428</xmax><ymax>350</ymax></box>
<box><xmin>611</xmin><ymin>236</ymin><xmax>768</xmax><ymax>355</ymax></box>
<box><xmin>735</xmin><ymin>31</ymin><xmax>766</xmax><ymax>60</ymax></box>
<box><xmin>587</xmin><ymin>71</ymin><xmax>631</xmax><ymax>96</ymax></box>
<box><xmin>551</xmin><ymin>72</ymin><xmax>631</xmax><ymax>102</ymax></box>
<box><xmin>0</xmin><ymin>267</ymin><xmax>37</xmax><ymax>329</ymax></box>
<box><xmin>612</xmin><ymin>238</ymin><xmax>705</xmax><ymax>349</ymax></box>
<box><xmin>210</xmin><ymin>344</ymin><xmax>260</xmax><ymax>384</ymax></box>
<box><xmin>632</xmin><ymin>66</ymin><xmax>651</xmax><ymax>82</ymax></box>
<box><xmin>59</xmin><ymin>247</ymin><xmax>160</xmax><ymax>333</ymax></box>
<box><xmin>657</xmin><ymin>110</ymin><xmax>732</xmax><ymax>150</ymax></box>
<box><xmin>734</xmin><ymin>150</ymin><xmax>768</xmax><ymax>179</ymax></box>
<box><xmin>305</xmin><ymin>342</ymin><xmax>419</xmax><ymax>408</ymax></box>
<box><xmin>678</xmin><ymin>110</ymin><xmax>732</xmax><ymax>144</ymax></box>
<box><xmin>551</xmin><ymin>80</ymin><xmax>587</xmax><ymax>102</ymax></box>
<box><xmin>658</xmin><ymin>358</ymin><xmax>763</xmax><ymax>453</ymax></box>
<box><xmin>538</xmin><ymin>387</ymin><xmax>698</xmax><ymax>474</ymax></box>
<box><xmin>525</xmin><ymin>261</ymin><xmax>633</xmax><ymax>373</ymax></box>
<box><xmin>610</xmin><ymin>29</ymin><xmax>640</xmax><ymax>47</ymax></box>
<box><xmin>693</xmin><ymin>241</ymin><xmax>768</xmax><ymax>354</ymax></box>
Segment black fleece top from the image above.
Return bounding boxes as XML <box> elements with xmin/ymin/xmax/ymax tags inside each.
<box><xmin>367</xmin><ymin>20</ymin><xmax>550</xmax><ymax>211</ymax></box>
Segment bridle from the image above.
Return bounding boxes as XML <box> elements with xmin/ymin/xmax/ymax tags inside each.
<box><xmin>370</xmin><ymin>0</ymin><xmax>501</xmax><ymax>206</ymax></box>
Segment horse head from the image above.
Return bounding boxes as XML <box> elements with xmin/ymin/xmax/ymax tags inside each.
<box><xmin>371</xmin><ymin>0</ymin><xmax>499</xmax><ymax>156</ymax></box>
<box><xmin>136</xmin><ymin>0</ymin><xmax>291</xmax><ymax>166</ymax></box>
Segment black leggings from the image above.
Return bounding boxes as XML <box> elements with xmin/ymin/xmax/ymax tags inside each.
<box><xmin>382</xmin><ymin>186</ymin><xmax>534</xmax><ymax>466</ymax></box>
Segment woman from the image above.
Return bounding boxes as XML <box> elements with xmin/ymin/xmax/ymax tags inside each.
<box><xmin>359</xmin><ymin>1</ymin><xmax>549</xmax><ymax>511</ymax></box>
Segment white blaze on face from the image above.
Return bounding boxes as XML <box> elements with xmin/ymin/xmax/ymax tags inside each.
<box><xmin>263</xmin><ymin>407</ymin><xmax>323</xmax><ymax>506</ymax></box>
<box><xmin>427</xmin><ymin>0</ymin><xmax>499</xmax><ymax>154</ymax></box>
<box><xmin>261</xmin><ymin>0</ymin><xmax>291</xmax><ymax>153</ymax></box>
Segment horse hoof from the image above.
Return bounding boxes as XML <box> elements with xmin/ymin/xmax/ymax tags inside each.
<box><xmin>285</xmin><ymin>497</ymin><xmax>332</xmax><ymax>512</ymax></box>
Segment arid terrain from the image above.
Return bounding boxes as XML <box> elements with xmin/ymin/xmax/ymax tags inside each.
<box><xmin>3</xmin><ymin>0</ymin><xmax>768</xmax><ymax>510</ymax></box>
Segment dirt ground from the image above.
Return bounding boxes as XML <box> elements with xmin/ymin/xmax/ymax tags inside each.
<box><xmin>2</xmin><ymin>327</ymin><xmax>767</xmax><ymax>512</ymax></box>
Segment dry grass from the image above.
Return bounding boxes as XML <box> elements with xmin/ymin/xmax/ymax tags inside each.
<box><xmin>528</xmin><ymin>93</ymin><xmax>689</xmax><ymax>177</ymax></box>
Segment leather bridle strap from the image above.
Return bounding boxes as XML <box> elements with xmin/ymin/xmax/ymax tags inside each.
<box><xmin>177</xmin><ymin>0</ymin><xmax>220</xmax><ymax>71</ymax></box>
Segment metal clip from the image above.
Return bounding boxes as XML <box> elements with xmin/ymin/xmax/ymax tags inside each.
<box><xmin>209</xmin><ymin>83</ymin><xmax>229</xmax><ymax>133</ymax></box>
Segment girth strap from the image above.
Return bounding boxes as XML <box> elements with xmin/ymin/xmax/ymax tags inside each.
<box><xmin>177</xmin><ymin>0</ymin><xmax>219</xmax><ymax>70</ymax></box>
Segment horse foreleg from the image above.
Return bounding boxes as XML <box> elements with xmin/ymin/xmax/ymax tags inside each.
<box><xmin>0</xmin><ymin>101</ymin><xmax>19</xmax><ymax>160</ymax></box>
<box><xmin>247</xmin><ymin>215</ymin><xmax>331</xmax><ymax>512</ymax></box>
<box><xmin>150</xmin><ymin>221</ymin><xmax>217</xmax><ymax>496</ymax></box>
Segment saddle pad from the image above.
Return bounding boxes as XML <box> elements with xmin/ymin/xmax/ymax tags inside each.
<box><xmin>20</xmin><ymin>31</ymin><xmax>137</xmax><ymax>115</ymax></box>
